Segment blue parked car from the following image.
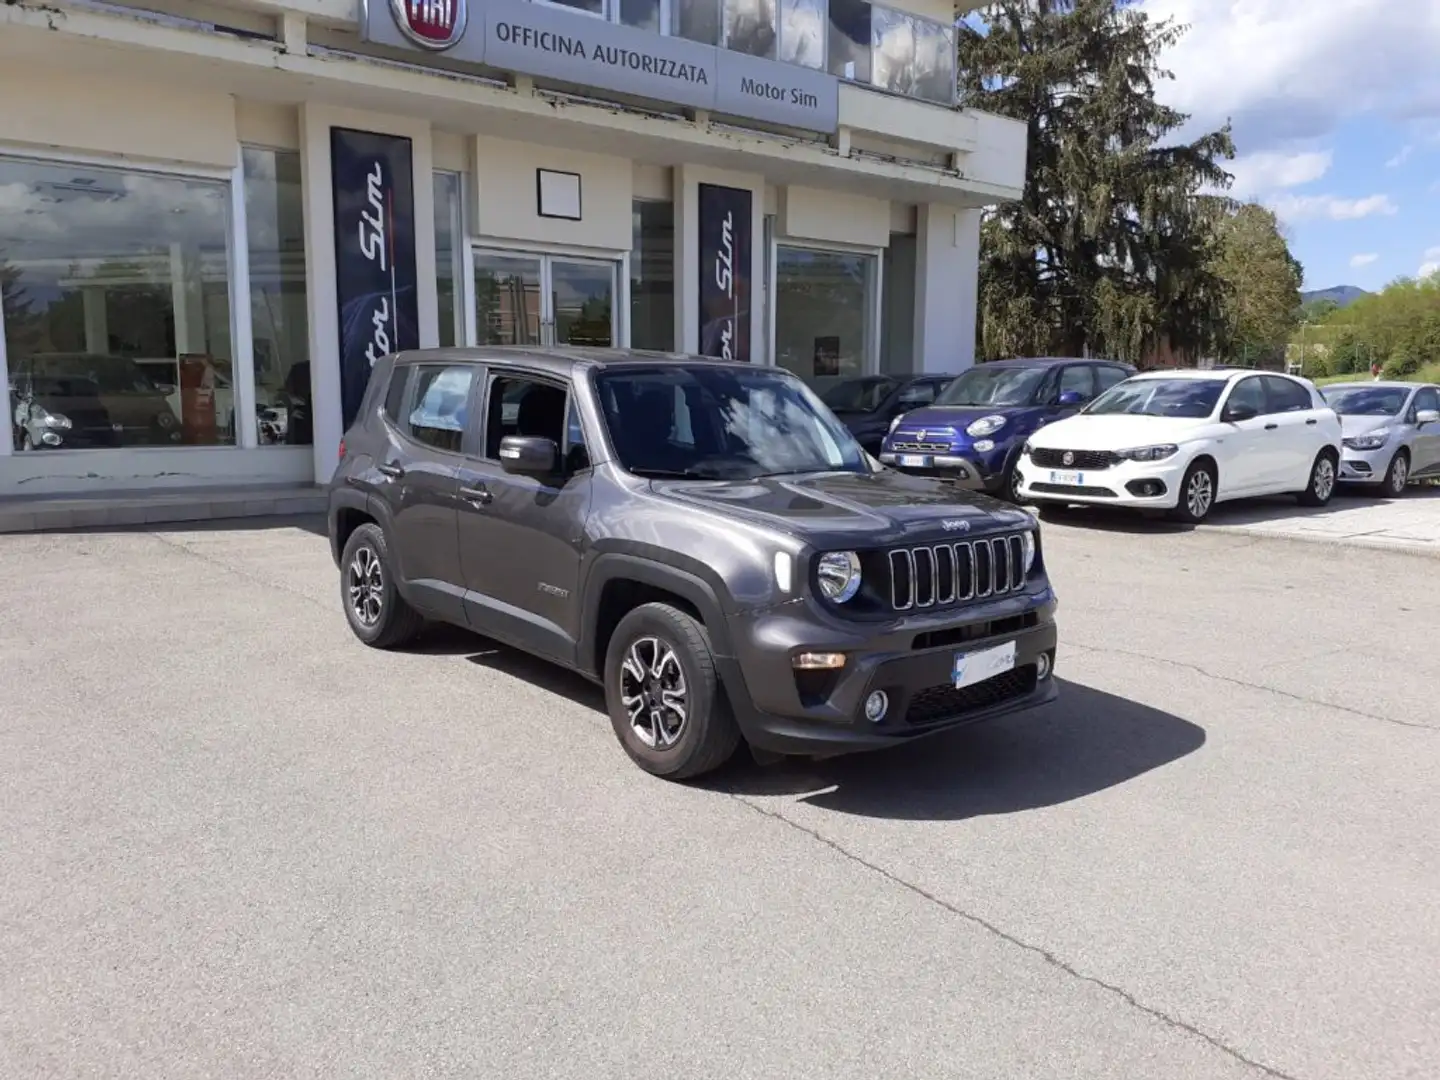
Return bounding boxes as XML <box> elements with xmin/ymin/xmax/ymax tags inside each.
<box><xmin>879</xmin><ymin>357</ymin><xmax>1136</xmax><ymax>500</ymax></box>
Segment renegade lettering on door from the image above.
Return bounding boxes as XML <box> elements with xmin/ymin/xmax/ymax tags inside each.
<box><xmin>697</xmin><ymin>183</ymin><xmax>751</xmax><ymax>364</ymax></box>
<box><xmin>330</xmin><ymin>128</ymin><xmax>420</xmax><ymax>428</ymax></box>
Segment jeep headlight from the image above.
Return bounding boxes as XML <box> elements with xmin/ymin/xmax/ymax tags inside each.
<box><xmin>816</xmin><ymin>551</ymin><xmax>862</xmax><ymax>603</ymax></box>
<box><xmin>1343</xmin><ymin>430</ymin><xmax>1390</xmax><ymax>451</ymax></box>
<box><xmin>1021</xmin><ymin>530</ymin><xmax>1036</xmax><ymax>575</ymax></box>
<box><xmin>1118</xmin><ymin>444</ymin><xmax>1178</xmax><ymax>462</ymax></box>
<box><xmin>966</xmin><ymin>414</ymin><xmax>1006</xmax><ymax>438</ymax></box>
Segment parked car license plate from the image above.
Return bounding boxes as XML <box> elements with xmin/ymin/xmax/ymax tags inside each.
<box><xmin>953</xmin><ymin>640</ymin><xmax>1017</xmax><ymax>689</ymax></box>
<box><xmin>1048</xmin><ymin>469</ymin><xmax>1084</xmax><ymax>486</ymax></box>
<box><xmin>898</xmin><ymin>454</ymin><xmax>932</xmax><ymax>467</ymax></box>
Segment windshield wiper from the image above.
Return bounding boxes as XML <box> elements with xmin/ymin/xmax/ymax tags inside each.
<box><xmin>629</xmin><ymin>466</ymin><xmax>732</xmax><ymax>480</ymax></box>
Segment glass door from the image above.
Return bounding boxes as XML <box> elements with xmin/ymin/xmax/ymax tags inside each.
<box><xmin>473</xmin><ymin>252</ymin><xmax>543</xmax><ymax>346</ymax></box>
<box><xmin>548</xmin><ymin>257</ymin><xmax>615</xmax><ymax>347</ymax></box>
<box><xmin>471</xmin><ymin>250</ymin><xmax>617</xmax><ymax>348</ymax></box>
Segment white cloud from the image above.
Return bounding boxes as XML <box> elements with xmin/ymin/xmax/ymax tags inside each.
<box><xmin>1386</xmin><ymin>145</ymin><xmax>1414</xmax><ymax>168</ymax></box>
<box><xmin>1269</xmin><ymin>193</ymin><xmax>1399</xmax><ymax>223</ymax></box>
<box><xmin>1349</xmin><ymin>253</ymin><xmax>1379</xmax><ymax>268</ymax></box>
<box><xmin>1226</xmin><ymin>150</ymin><xmax>1332</xmax><ymax>198</ymax></box>
<box><xmin>1420</xmin><ymin>247</ymin><xmax>1440</xmax><ymax>278</ymax></box>
<box><xmin>1144</xmin><ymin>0</ymin><xmax>1440</xmax><ymax>151</ymax></box>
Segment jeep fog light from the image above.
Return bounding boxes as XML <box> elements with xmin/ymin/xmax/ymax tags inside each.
<box><xmin>1037</xmin><ymin>652</ymin><xmax>1053</xmax><ymax>680</ymax></box>
<box><xmin>864</xmin><ymin>690</ymin><xmax>888</xmax><ymax>723</ymax></box>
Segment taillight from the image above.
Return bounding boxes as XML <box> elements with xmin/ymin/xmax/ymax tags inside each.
<box><xmin>337</xmin><ymin>438</ymin><xmax>346</xmax><ymax>461</ymax></box>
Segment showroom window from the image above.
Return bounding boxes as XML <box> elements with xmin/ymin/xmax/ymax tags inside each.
<box><xmin>773</xmin><ymin>245</ymin><xmax>878</xmax><ymax>388</ymax></box>
<box><xmin>243</xmin><ymin>147</ymin><xmax>311</xmax><ymax>446</ymax></box>
<box><xmin>434</xmin><ymin>171</ymin><xmax>464</xmax><ymax>348</ymax></box>
<box><xmin>630</xmin><ymin>200</ymin><xmax>675</xmax><ymax>352</ymax></box>
<box><xmin>1</xmin><ymin>155</ymin><xmax>235</xmax><ymax>452</ymax></box>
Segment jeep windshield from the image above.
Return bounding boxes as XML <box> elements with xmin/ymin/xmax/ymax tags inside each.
<box><xmin>933</xmin><ymin>365</ymin><xmax>1046</xmax><ymax>407</ymax></box>
<box><xmin>594</xmin><ymin>365</ymin><xmax>871</xmax><ymax>480</ymax></box>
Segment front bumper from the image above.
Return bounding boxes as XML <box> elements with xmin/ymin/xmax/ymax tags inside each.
<box><xmin>1017</xmin><ymin>453</ymin><xmax>1188</xmax><ymax>509</ymax></box>
<box><xmin>877</xmin><ymin>450</ymin><xmax>990</xmax><ymax>491</ymax></box>
<box><xmin>718</xmin><ymin>588</ymin><xmax>1058</xmax><ymax>756</ymax></box>
<box><xmin>1339</xmin><ymin>445</ymin><xmax>1395</xmax><ymax>483</ymax></box>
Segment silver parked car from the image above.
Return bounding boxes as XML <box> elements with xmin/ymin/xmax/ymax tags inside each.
<box><xmin>1321</xmin><ymin>381</ymin><xmax>1440</xmax><ymax>496</ymax></box>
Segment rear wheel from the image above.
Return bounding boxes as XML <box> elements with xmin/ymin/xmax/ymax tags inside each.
<box><xmin>604</xmin><ymin>602</ymin><xmax>741</xmax><ymax>780</ymax></box>
<box><xmin>340</xmin><ymin>523</ymin><xmax>424</xmax><ymax>649</ymax></box>
<box><xmin>1169</xmin><ymin>460</ymin><xmax>1216</xmax><ymax>524</ymax></box>
<box><xmin>1382</xmin><ymin>450</ymin><xmax>1410</xmax><ymax>497</ymax></box>
<box><xmin>1296</xmin><ymin>450</ymin><xmax>1338</xmax><ymax>507</ymax></box>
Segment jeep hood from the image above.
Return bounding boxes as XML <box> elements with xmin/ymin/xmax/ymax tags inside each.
<box><xmin>650</xmin><ymin>470</ymin><xmax>1031</xmax><ymax>543</ymax></box>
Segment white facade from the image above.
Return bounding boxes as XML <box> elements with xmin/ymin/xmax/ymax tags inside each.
<box><xmin>0</xmin><ymin>0</ymin><xmax>1026</xmax><ymax>495</ymax></box>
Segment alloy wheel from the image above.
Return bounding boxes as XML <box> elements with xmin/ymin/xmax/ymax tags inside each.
<box><xmin>1313</xmin><ymin>457</ymin><xmax>1336</xmax><ymax>502</ymax></box>
<box><xmin>346</xmin><ymin>546</ymin><xmax>384</xmax><ymax>627</ymax></box>
<box><xmin>1389</xmin><ymin>455</ymin><xmax>1409</xmax><ymax>496</ymax></box>
<box><xmin>1186</xmin><ymin>469</ymin><xmax>1214</xmax><ymax>520</ymax></box>
<box><xmin>619</xmin><ymin>636</ymin><xmax>688</xmax><ymax>750</ymax></box>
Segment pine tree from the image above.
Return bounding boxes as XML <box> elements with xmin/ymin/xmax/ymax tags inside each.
<box><xmin>959</xmin><ymin>0</ymin><xmax>1235</xmax><ymax>364</ymax></box>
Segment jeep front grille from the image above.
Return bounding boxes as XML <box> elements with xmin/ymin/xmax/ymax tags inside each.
<box><xmin>888</xmin><ymin>534</ymin><xmax>1027</xmax><ymax>611</ymax></box>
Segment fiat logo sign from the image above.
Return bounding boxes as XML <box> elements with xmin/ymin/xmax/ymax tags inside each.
<box><xmin>1062</xmin><ymin>451</ymin><xmax>1075</xmax><ymax>466</ymax></box>
<box><xmin>390</xmin><ymin>0</ymin><xmax>467</xmax><ymax>50</ymax></box>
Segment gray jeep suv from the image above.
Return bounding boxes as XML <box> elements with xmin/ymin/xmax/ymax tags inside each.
<box><xmin>327</xmin><ymin>348</ymin><xmax>1059</xmax><ymax>780</ymax></box>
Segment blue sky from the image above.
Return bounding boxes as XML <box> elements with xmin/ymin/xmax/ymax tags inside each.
<box><xmin>1143</xmin><ymin>0</ymin><xmax>1440</xmax><ymax>292</ymax></box>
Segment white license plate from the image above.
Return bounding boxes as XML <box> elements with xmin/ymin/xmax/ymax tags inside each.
<box><xmin>953</xmin><ymin>640</ymin><xmax>1017</xmax><ymax>690</ymax></box>
<box><xmin>898</xmin><ymin>454</ymin><xmax>932</xmax><ymax>467</ymax></box>
<box><xmin>1048</xmin><ymin>470</ymin><xmax>1084</xmax><ymax>486</ymax></box>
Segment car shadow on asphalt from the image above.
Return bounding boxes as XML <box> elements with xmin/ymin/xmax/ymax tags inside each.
<box><xmin>423</xmin><ymin>618</ymin><xmax>1207</xmax><ymax>823</ymax></box>
<box><xmin>704</xmin><ymin>679</ymin><xmax>1206</xmax><ymax>821</ymax></box>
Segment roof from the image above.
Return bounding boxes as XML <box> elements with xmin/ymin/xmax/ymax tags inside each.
<box><xmin>1129</xmin><ymin>368</ymin><xmax>1266</xmax><ymax>382</ymax></box>
<box><xmin>1322</xmin><ymin>381</ymin><xmax>1431</xmax><ymax>391</ymax></box>
<box><xmin>982</xmin><ymin>356</ymin><xmax>1133</xmax><ymax>368</ymax></box>
<box><xmin>391</xmin><ymin>346</ymin><xmax>756</xmax><ymax>377</ymax></box>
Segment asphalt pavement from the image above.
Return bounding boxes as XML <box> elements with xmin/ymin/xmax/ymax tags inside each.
<box><xmin>1</xmin><ymin>517</ymin><xmax>1436</xmax><ymax>1080</ymax></box>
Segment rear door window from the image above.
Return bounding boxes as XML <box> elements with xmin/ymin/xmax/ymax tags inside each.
<box><xmin>406</xmin><ymin>364</ymin><xmax>476</xmax><ymax>453</ymax></box>
<box><xmin>1262</xmin><ymin>376</ymin><xmax>1313</xmax><ymax>414</ymax></box>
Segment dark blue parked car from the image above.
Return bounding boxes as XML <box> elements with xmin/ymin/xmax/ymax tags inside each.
<box><xmin>819</xmin><ymin>374</ymin><xmax>956</xmax><ymax>456</ymax></box>
<box><xmin>879</xmin><ymin>357</ymin><xmax>1136</xmax><ymax>500</ymax></box>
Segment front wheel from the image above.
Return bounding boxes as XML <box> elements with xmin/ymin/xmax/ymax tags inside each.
<box><xmin>1297</xmin><ymin>450</ymin><xmax>1339</xmax><ymax>507</ymax></box>
<box><xmin>604</xmin><ymin>602</ymin><xmax>741</xmax><ymax>780</ymax></box>
<box><xmin>1382</xmin><ymin>450</ymin><xmax>1410</xmax><ymax>497</ymax></box>
<box><xmin>1169</xmin><ymin>459</ymin><xmax>1216</xmax><ymax>523</ymax></box>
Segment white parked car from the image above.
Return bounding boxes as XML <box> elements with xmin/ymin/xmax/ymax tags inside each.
<box><xmin>1016</xmin><ymin>369</ymin><xmax>1344</xmax><ymax>523</ymax></box>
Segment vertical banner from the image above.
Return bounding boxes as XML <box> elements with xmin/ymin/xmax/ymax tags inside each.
<box><xmin>330</xmin><ymin>127</ymin><xmax>420</xmax><ymax>429</ymax></box>
<box><xmin>697</xmin><ymin>183</ymin><xmax>752</xmax><ymax>363</ymax></box>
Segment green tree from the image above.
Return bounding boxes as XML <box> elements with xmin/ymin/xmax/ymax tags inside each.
<box><xmin>960</xmin><ymin>0</ymin><xmax>1235</xmax><ymax>364</ymax></box>
<box><xmin>1208</xmin><ymin>202</ymin><xmax>1303</xmax><ymax>364</ymax></box>
<box><xmin>1290</xmin><ymin>274</ymin><xmax>1440</xmax><ymax>381</ymax></box>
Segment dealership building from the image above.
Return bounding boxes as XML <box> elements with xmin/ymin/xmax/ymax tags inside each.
<box><xmin>0</xmin><ymin>0</ymin><xmax>1025</xmax><ymax>499</ymax></box>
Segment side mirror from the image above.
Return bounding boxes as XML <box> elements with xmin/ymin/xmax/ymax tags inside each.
<box><xmin>1416</xmin><ymin>409</ymin><xmax>1440</xmax><ymax>425</ymax></box>
<box><xmin>498</xmin><ymin>434</ymin><xmax>557</xmax><ymax>477</ymax></box>
<box><xmin>1224</xmin><ymin>402</ymin><xmax>1258</xmax><ymax>423</ymax></box>
<box><xmin>1057</xmin><ymin>390</ymin><xmax>1084</xmax><ymax>407</ymax></box>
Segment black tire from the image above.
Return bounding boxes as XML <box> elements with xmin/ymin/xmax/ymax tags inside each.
<box><xmin>339</xmin><ymin>522</ymin><xmax>424</xmax><ymax>649</ymax></box>
<box><xmin>1169</xmin><ymin>459</ymin><xmax>1217</xmax><ymax>524</ymax></box>
<box><xmin>603</xmin><ymin>602</ymin><xmax>742</xmax><ymax>780</ymax></box>
<box><xmin>1382</xmin><ymin>450</ymin><xmax>1410</xmax><ymax>498</ymax></box>
<box><xmin>1000</xmin><ymin>450</ymin><xmax>1026</xmax><ymax>504</ymax></box>
<box><xmin>1296</xmin><ymin>449</ymin><xmax>1339</xmax><ymax>507</ymax></box>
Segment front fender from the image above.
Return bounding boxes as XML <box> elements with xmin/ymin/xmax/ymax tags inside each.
<box><xmin>579</xmin><ymin>550</ymin><xmax>738</xmax><ymax>678</ymax></box>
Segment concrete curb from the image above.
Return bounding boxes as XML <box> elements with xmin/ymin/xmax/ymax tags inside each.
<box><xmin>1201</xmin><ymin>525</ymin><xmax>1440</xmax><ymax>559</ymax></box>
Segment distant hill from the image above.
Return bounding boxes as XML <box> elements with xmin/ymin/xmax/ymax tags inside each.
<box><xmin>1301</xmin><ymin>285</ymin><xmax>1368</xmax><ymax>308</ymax></box>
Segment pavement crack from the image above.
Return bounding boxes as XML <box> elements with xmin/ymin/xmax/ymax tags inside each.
<box><xmin>145</xmin><ymin>531</ymin><xmax>331</xmax><ymax>612</ymax></box>
<box><xmin>1066</xmin><ymin>643</ymin><xmax>1437</xmax><ymax>732</ymax></box>
<box><xmin>731</xmin><ymin>793</ymin><xmax>1301</xmax><ymax>1080</ymax></box>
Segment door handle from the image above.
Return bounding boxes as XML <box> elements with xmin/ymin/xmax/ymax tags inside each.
<box><xmin>1264</xmin><ymin>423</ymin><xmax>1279</xmax><ymax>430</ymax></box>
<box><xmin>377</xmin><ymin>462</ymin><xmax>404</xmax><ymax>478</ymax></box>
<box><xmin>1305</xmin><ymin>418</ymin><xmax>1318</xmax><ymax>426</ymax></box>
<box><xmin>459</xmin><ymin>485</ymin><xmax>493</xmax><ymax>506</ymax></box>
